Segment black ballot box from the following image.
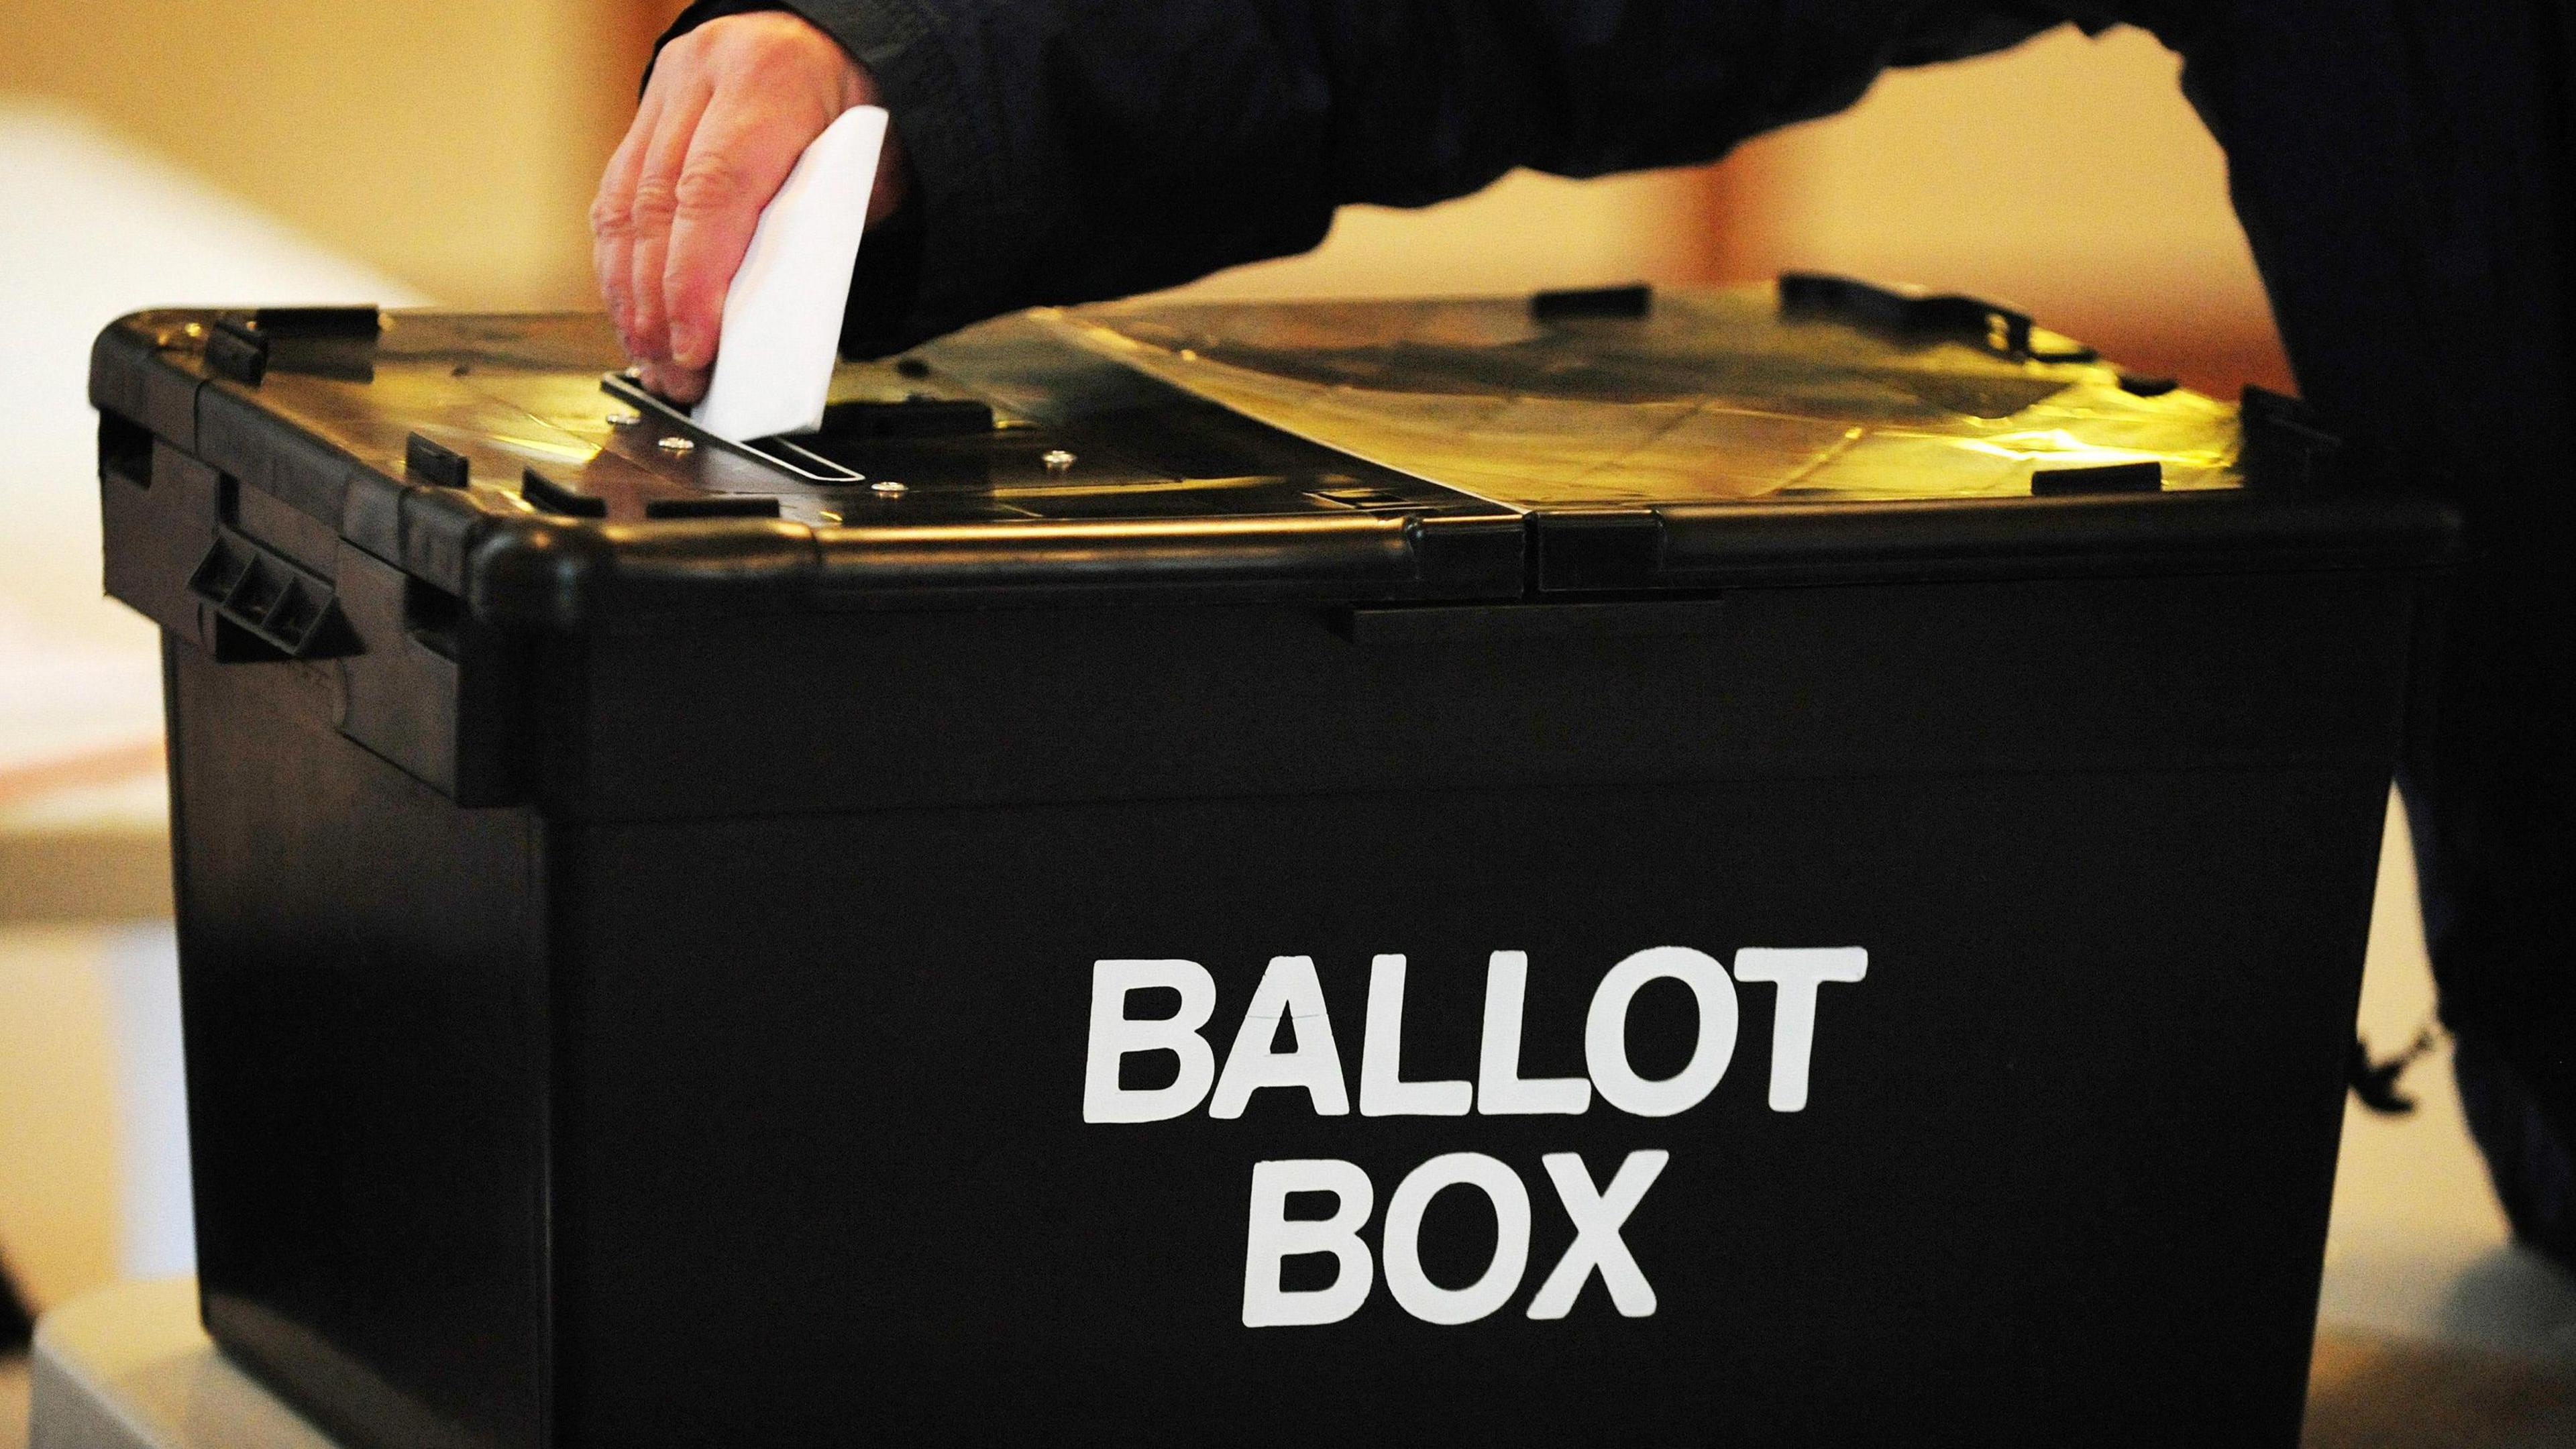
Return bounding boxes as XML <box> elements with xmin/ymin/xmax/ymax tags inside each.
<box><xmin>91</xmin><ymin>280</ymin><xmax>2453</xmax><ymax>1448</ymax></box>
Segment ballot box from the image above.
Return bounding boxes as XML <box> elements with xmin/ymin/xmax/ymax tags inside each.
<box><xmin>90</xmin><ymin>280</ymin><xmax>2452</xmax><ymax>1448</ymax></box>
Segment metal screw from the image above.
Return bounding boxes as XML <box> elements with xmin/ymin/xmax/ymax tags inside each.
<box><xmin>605</xmin><ymin>409</ymin><xmax>642</xmax><ymax>427</ymax></box>
<box><xmin>622</xmin><ymin>366</ymin><xmax>643</xmax><ymax>380</ymax></box>
<box><xmin>871</xmin><ymin>480</ymin><xmax>907</xmax><ymax>496</ymax></box>
<box><xmin>656</xmin><ymin>435</ymin><xmax>695</xmax><ymax>454</ymax></box>
<box><xmin>1042</xmin><ymin>449</ymin><xmax>1076</xmax><ymax>475</ymax></box>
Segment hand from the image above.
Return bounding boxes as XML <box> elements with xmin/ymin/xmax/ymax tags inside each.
<box><xmin>591</xmin><ymin>12</ymin><xmax>908</xmax><ymax>405</ymax></box>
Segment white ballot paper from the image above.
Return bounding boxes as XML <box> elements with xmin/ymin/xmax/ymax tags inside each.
<box><xmin>690</xmin><ymin>105</ymin><xmax>889</xmax><ymax>442</ymax></box>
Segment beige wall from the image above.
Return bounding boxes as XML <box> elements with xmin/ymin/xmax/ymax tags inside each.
<box><xmin>1175</xmin><ymin>167</ymin><xmax>1723</xmax><ymax>301</ymax></box>
<box><xmin>0</xmin><ymin>0</ymin><xmax>673</xmax><ymax>307</ymax></box>
<box><xmin>0</xmin><ymin>928</ymin><xmax>120</xmax><ymax>1309</ymax></box>
<box><xmin>1715</xmin><ymin>23</ymin><xmax>2290</xmax><ymax>395</ymax></box>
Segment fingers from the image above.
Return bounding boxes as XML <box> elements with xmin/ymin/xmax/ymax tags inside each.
<box><xmin>660</xmin><ymin>87</ymin><xmax>818</xmax><ymax>370</ymax></box>
<box><xmin>590</xmin><ymin>12</ymin><xmax>883</xmax><ymax>401</ymax></box>
<box><xmin>637</xmin><ymin>359</ymin><xmax>711</xmax><ymax>406</ymax></box>
<box><xmin>625</xmin><ymin>76</ymin><xmax>717</xmax><ymax>370</ymax></box>
<box><xmin>590</xmin><ymin>85</ymin><xmax>663</xmax><ymax>353</ymax></box>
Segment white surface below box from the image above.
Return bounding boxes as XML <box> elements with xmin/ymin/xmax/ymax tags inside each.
<box><xmin>30</xmin><ymin>1280</ymin><xmax>334</xmax><ymax>1449</ymax></box>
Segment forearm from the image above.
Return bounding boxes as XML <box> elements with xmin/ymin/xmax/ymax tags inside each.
<box><xmin>661</xmin><ymin>0</ymin><xmax>2068</xmax><ymax>354</ymax></box>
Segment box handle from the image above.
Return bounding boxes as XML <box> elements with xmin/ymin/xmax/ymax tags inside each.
<box><xmin>186</xmin><ymin>529</ymin><xmax>359</xmax><ymax>661</ymax></box>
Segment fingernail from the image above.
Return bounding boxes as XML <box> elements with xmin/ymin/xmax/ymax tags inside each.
<box><xmin>669</xmin><ymin>322</ymin><xmax>704</xmax><ymax>368</ymax></box>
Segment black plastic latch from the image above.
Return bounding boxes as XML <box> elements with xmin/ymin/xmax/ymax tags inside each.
<box><xmin>188</xmin><ymin>530</ymin><xmax>356</xmax><ymax>660</ymax></box>
<box><xmin>2031</xmin><ymin>460</ymin><xmax>2163</xmax><ymax>495</ymax></box>
<box><xmin>1309</xmin><ymin>483</ymin><xmax>1417</xmax><ymax>513</ymax></box>
<box><xmin>1532</xmin><ymin>284</ymin><xmax>1652</xmax><ymax>320</ymax></box>
<box><xmin>1778</xmin><ymin>272</ymin><xmax>2097</xmax><ymax>364</ymax></box>
<box><xmin>645</xmin><ymin>494</ymin><xmax>782</xmax><ymax>519</ymax></box>
<box><xmin>203</xmin><ymin>309</ymin><xmax>382</xmax><ymax>386</ymax></box>
<box><xmin>405</xmin><ymin>433</ymin><xmax>470</xmax><ymax>488</ymax></box>
<box><xmin>2239</xmin><ymin>385</ymin><xmax>2343</xmax><ymax>489</ymax></box>
<box><xmin>205</xmin><ymin>319</ymin><xmax>268</xmax><ymax>385</ymax></box>
<box><xmin>249</xmin><ymin>305</ymin><xmax>382</xmax><ymax>337</ymax></box>
<box><xmin>1534</xmin><ymin>508</ymin><xmax>1665</xmax><ymax>592</ymax></box>
<box><xmin>813</xmin><ymin>394</ymin><xmax>995</xmax><ymax>438</ymax></box>
<box><xmin>521</xmin><ymin>467</ymin><xmax>609</xmax><ymax>518</ymax></box>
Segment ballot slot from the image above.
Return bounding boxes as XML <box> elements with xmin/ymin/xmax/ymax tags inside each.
<box><xmin>745</xmin><ymin>432</ymin><xmax>865</xmax><ymax>482</ymax></box>
<box><xmin>606</xmin><ymin>368</ymin><xmax>1163</xmax><ymax>519</ymax></box>
<box><xmin>602</xmin><ymin>366</ymin><xmax>1497</xmax><ymax>525</ymax></box>
<box><xmin>604</xmin><ymin>369</ymin><xmax>1014</xmax><ymax>487</ymax></box>
<box><xmin>602</xmin><ymin>370</ymin><xmax>865</xmax><ymax>484</ymax></box>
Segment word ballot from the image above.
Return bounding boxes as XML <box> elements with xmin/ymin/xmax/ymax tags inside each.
<box><xmin>1081</xmin><ymin>946</ymin><xmax>1869</xmax><ymax>1326</ymax></box>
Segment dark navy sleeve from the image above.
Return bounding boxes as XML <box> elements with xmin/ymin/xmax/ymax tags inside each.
<box><xmin>657</xmin><ymin>0</ymin><xmax>2068</xmax><ymax>354</ymax></box>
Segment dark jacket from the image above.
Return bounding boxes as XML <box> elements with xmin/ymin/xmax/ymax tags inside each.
<box><xmin>655</xmin><ymin>1</ymin><xmax>2570</xmax><ymax>474</ymax></box>
<box><xmin>661</xmin><ymin>0</ymin><xmax>2576</xmax><ymax>1267</ymax></box>
<box><xmin>666</xmin><ymin>0</ymin><xmax>2095</xmax><ymax>353</ymax></box>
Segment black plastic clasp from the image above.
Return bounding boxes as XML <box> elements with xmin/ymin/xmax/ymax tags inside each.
<box><xmin>2239</xmin><ymin>386</ymin><xmax>2344</xmax><ymax>490</ymax></box>
<box><xmin>248</xmin><ymin>305</ymin><xmax>382</xmax><ymax>337</ymax></box>
<box><xmin>643</xmin><ymin>495</ymin><xmax>782</xmax><ymax>519</ymax></box>
<box><xmin>205</xmin><ymin>319</ymin><xmax>268</xmax><ymax>386</ymax></box>
<box><xmin>187</xmin><ymin>529</ymin><xmax>358</xmax><ymax>661</ymax></box>
<box><xmin>1778</xmin><ymin>272</ymin><xmax>2096</xmax><ymax>364</ymax></box>
<box><xmin>1307</xmin><ymin>482</ymin><xmax>1419</xmax><ymax>513</ymax></box>
<box><xmin>406</xmin><ymin>433</ymin><xmax>470</xmax><ymax>488</ymax></box>
<box><xmin>2032</xmin><ymin>460</ymin><xmax>2163</xmax><ymax>496</ymax></box>
<box><xmin>519</xmin><ymin>467</ymin><xmax>608</xmax><ymax>518</ymax></box>
<box><xmin>1532</xmin><ymin>284</ymin><xmax>1652</xmax><ymax>320</ymax></box>
<box><xmin>204</xmin><ymin>308</ymin><xmax>382</xmax><ymax>387</ymax></box>
<box><xmin>813</xmin><ymin>394</ymin><xmax>996</xmax><ymax>438</ymax></box>
<box><xmin>1534</xmin><ymin>508</ymin><xmax>1665</xmax><ymax>592</ymax></box>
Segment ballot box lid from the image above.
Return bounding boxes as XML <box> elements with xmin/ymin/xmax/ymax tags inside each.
<box><xmin>89</xmin><ymin>279</ymin><xmax>2455</xmax><ymax>632</ymax></box>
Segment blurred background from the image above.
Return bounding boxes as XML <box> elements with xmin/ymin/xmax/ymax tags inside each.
<box><xmin>1</xmin><ymin>5</ymin><xmax>2565</xmax><ymax>1445</ymax></box>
